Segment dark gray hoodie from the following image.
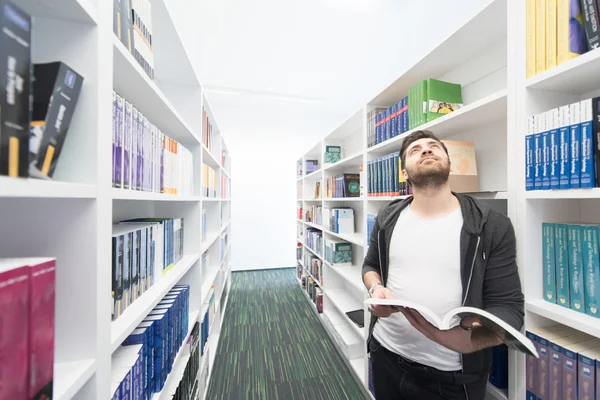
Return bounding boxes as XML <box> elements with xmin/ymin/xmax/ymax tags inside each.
<box><xmin>362</xmin><ymin>193</ymin><xmax>524</xmax><ymax>383</ymax></box>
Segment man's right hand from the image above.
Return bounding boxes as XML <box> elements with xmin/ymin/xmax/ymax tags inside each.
<box><xmin>369</xmin><ymin>287</ymin><xmax>399</xmax><ymax>318</ymax></box>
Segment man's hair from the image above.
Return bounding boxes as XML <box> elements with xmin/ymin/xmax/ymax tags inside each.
<box><xmin>399</xmin><ymin>130</ymin><xmax>449</xmax><ymax>169</ymax></box>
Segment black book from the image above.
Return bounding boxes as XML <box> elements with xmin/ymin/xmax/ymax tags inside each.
<box><xmin>29</xmin><ymin>61</ymin><xmax>83</xmax><ymax>178</ymax></box>
<box><xmin>581</xmin><ymin>0</ymin><xmax>600</xmax><ymax>50</ymax></box>
<box><xmin>0</xmin><ymin>1</ymin><xmax>31</xmax><ymax>177</ymax></box>
<box><xmin>346</xmin><ymin>309</ymin><xmax>364</xmax><ymax>328</ymax></box>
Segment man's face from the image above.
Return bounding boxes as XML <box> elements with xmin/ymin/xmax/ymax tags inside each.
<box><xmin>402</xmin><ymin>138</ymin><xmax>450</xmax><ymax>189</ymax></box>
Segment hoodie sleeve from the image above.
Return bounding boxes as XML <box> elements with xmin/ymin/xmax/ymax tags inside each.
<box><xmin>362</xmin><ymin>211</ymin><xmax>382</xmax><ymax>284</ymax></box>
<box><xmin>482</xmin><ymin>217</ymin><xmax>525</xmax><ymax>332</ymax></box>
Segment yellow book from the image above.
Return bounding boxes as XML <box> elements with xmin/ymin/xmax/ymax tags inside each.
<box><xmin>527</xmin><ymin>0</ymin><xmax>537</xmax><ymax>78</ymax></box>
<box><xmin>546</xmin><ymin>0</ymin><xmax>557</xmax><ymax>70</ymax></box>
<box><xmin>536</xmin><ymin>0</ymin><xmax>547</xmax><ymax>74</ymax></box>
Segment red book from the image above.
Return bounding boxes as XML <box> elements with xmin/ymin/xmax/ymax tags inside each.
<box><xmin>27</xmin><ymin>258</ymin><xmax>56</xmax><ymax>400</ymax></box>
<box><xmin>0</xmin><ymin>259</ymin><xmax>30</xmax><ymax>400</ymax></box>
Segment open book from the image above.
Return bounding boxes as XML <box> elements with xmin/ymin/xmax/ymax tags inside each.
<box><xmin>364</xmin><ymin>298</ymin><xmax>538</xmax><ymax>358</ymax></box>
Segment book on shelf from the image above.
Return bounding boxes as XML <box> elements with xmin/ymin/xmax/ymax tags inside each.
<box><xmin>0</xmin><ymin>0</ymin><xmax>31</xmax><ymax>178</ymax></box>
<box><xmin>324</xmin><ymin>145</ymin><xmax>342</xmax><ymax>164</ymax></box>
<box><xmin>527</xmin><ymin>0</ymin><xmax>593</xmax><ymax>78</ymax></box>
<box><xmin>364</xmin><ymin>297</ymin><xmax>539</xmax><ymax>357</ymax></box>
<box><xmin>306</xmin><ymin>159</ymin><xmax>319</xmax><ymax>174</ymax></box>
<box><xmin>324</xmin><ymin>239</ymin><xmax>352</xmax><ymax>267</ymax></box>
<box><xmin>113</xmin><ymin>0</ymin><xmax>154</xmax><ymax>79</ymax></box>
<box><xmin>323</xmin><ymin>207</ymin><xmax>354</xmax><ymax>234</ymax></box>
<box><xmin>0</xmin><ymin>257</ymin><xmax>56</xmax><ymax>400</ymax></box>
<box><xmin>444</xmin><ymin>140</ymin><xmax>479</xmax><ymax>193</ymax></box>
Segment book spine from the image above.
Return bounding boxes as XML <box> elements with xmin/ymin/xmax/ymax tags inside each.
<box><xmin>124</xmin><ymin>100</ymin><xmax>132</xmax><ymax>189</ymax></box>
<box><xmin>549</xmin><ymin>340</ymin><xmax>563</xmax><ymax>400</ymax></box>
<box><xmin>578</xmin><ymin>352</ymin><xmax>596</xmax><ymax>399</ymax></box>
<box><xmin>582</xmin><ymin>225</ymin><xmax>600</xmax><ymax>317</ymax></box>
<box><xmin>559</xmin><ymin>105</ymin><xmax>571</xmax><ymax>189</ymax></box>
<box><xmin>555</xmin><ymin>223</ymin><xmax>571</xmax><ymax>307</ymax></box>
<box><xmin>116</xmin><ymin>93</ymin><xmax>124</xmax><ymax>188</ymax></box>
<box><xmin>546</xmin><ymin>0</ymin><xmax>558</xmax><ymax>70</ymax></box>
<box><xmin>593</xmin><ymin>96</ymin><xmax>600</xmax><ymax>187</ymax></box>
<box><xmin>550</xmin><ymin>108</ymin><xmax>560</xmax><ymax>189</ymax></box>
<box><xmin>527</xmin><ymin>0</ymin><xmax>537</xmax><ymax>77</ymax></box>
<box><xmin>527</xmin><ymin>116</ymin><xmax>535</xmax><ymax>190</ymax></box>
<box><xmin>542</xmin><ymin>111</ymin><xmax>551</xmax><ymax>189</ymax></box>
<box><xmin>570</xmin><ymin>101</ymin><xmax>582</xmax><ymax>188</ymax></box>
<box><xmin>534</xmin><ymin>115</ymin><xmax>543</xmax><ymax>189</ymax></box>
<box><xmin>112</xmin><ymin>90</ymin><xmax>117</xmax><ymax>187</ymax></box>
<box><xmin>536</xmin><ymin>333</ymin><xmax>551</xmax><ymax>399</ymax></box>
<box><xmin>543</xmin><ymin>222</ymin><xmax>557</xmax><ymax>303</ymax></box>
<box><xmin>536</xmin><ymin>0</ymin><xmax>547</xmax><ymax>74</ymax></box>
<box><xmin>581</xmin><ymin>0</ymin><xmax>600</xmax><ymax>49</ymax></box>
<box><xmin>580</xmin><ymin>98</ymin><xmax>596</xmax><ymax>188</ymax></box>
<box><xmin>567</xmin><ymin>223</ymin><xmax>586</xmax><ymax>312</ymax></box>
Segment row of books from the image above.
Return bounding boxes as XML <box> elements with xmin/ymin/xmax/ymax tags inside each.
<box><xmin>324</xmin><ymin>239</ymin><xmax>353</xmax><ymax>267</ymax></box>
<box><xmin>296</xmin><ymin>242</ymin><xmax>302</xmax><ymax>261</ymax></box>
<box><xmin>113</xmin><ymin>0</ymin><xmax>154</xmax><ymax>79</ymax></box>
<box><xmin>304</xmin><ymin>205</ymin><xmax>322</xmax><ymax>225</ymax></box>
<box><xmin>202</xmin><ymin>107</ymin><xmax>217</xmax><ymax>152</ymax></box>
<box><xmin>368</xmin><ymin>152</ymin><xmax>410</xmax><ymax>197</ymax></box>
<box><xmin>1</xmin><ymin>1</ymin><xmax>85</xmax><ymax>179</ymax></box>
<box><xmin>112</xmin><ymin>285</ymin><xmax>190</xmax><ymax>399</ymax></box>
<box><xmin>298</xmin><ymin>269</ymin><xmax>323</xmax><ymax>313</ymax></box>
<box><xmin>323</xmin><ymin>207</ymin><xmax>355</xmax><ymax>235</ymax></box>
<box><xmin>112</xmin><ymin>90</ymin><xmax>194</xmax><ymax>195</ymax></box>
<box><xmin>306</xmin><ymin>160</ymin><xmax>319</xmax><ymax>175</ymax></box>
<box><xmin>0</xmin><ymin>257</ymin><xmax>56</xmax><ymax>400</ymax></box>
<box><xmin>171</xmin><ymin>321</ymin><xmax>200</xmax><ymax>400</ymax></box>
<box><xmin>304</xmin><ymin>228</ymin><xmax>323</xmax><ymax>256</ymax></box>
<box><xmin>526</xmin><ymin>98</ymin><xmax>600</xmax><ymax>191</ymax></box>
<box><xmin>202</xmin><ymin>163</ymin><xmax>218</xmax><ymax>198</ymax></box>
<box><xmin>526</xmin><ymin>0</ymin><xmax>600</xmax><ymax>79</ymax></box>
<box><xmin>526</xmin><ymin>324</ymin><xmax>600</xmax><ymax>400</ymax></box>
<box><xmin>303</xmin><ymin>253</ymin><xmax>323</xmax><ymax>285</ymax></box>
<box><xmin>112</xmin><ymin>217</ymin><xmax>185</xmax><ymax>321</ymax></box>
<box><xmin>324</xmin><ymin>145</ymin><xmax>342</xmax><ymax>164</ymax></box>
<box><xmin>542</xmin><ymin>222</ymin><xmax>600</xmax><ymax>318</ymax></box>
<box><xmin>366</xmin><ymin>78</ymin><xmax>463</xmax><ymax>148</ymax></box>
<box><xmin>325</xmin><ymin>173</ymin><xmax>360</xmax><ymax>198</ymax></box>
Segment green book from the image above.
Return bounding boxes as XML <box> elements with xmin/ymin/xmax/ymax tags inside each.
<box><xmin>567</xmin><ymin>224</ymin><xmax>586</xmax><ymax>313</ymax></box>
<box><xmin>542</xmin><ymin>222</ymin><xmax>557</xmax><ymax>303</ymax></box>
<box><xmin>324</xmin><ymin>145</ymin><xmax>341</xmax><ymax>163</ymax></box>
<box><xmin>425</xmin><ymin>78</ymin><xmax>463</xmax><ymax>123</ymax></box>
<box><xmin>420</xmin><ymin>79</ymin><xmax>428</xmax><ymax>127</ymax></box>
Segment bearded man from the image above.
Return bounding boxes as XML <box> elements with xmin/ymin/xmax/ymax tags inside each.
<box><xmin>362</xmin><ymin>130</ymin><xmax>524</xmax><ymax>400</ymax></box>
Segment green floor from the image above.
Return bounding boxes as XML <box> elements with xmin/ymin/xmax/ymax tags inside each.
<box><xmin>206</xmin><ymin>268</ymin><xmax>369</xmax><ymax>400</ymax></box>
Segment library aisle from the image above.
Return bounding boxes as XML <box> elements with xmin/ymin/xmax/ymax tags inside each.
<box><xmin>207</xmin><ymin>269</ymin><xmax>369</xmax><ymax>400</ymax></box>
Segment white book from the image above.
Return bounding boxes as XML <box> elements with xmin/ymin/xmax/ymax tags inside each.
<box><xmin>364</xmin><ymin>297</ymin><xmax>539</xmax><ymax>357</ymax></box>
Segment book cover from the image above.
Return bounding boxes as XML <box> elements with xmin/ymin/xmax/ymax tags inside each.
<box><xmin>123</xmin><ymin>100</ymin><xmax>132</xmax><ymax>189</ymax></box>
<box><xmin>0</xmin><ymin>1</ymin><xmax>31</xmax><ymax>177</ymax></box>
<box><xmin>550</xmin><ymin>108</ymin><xmax>561</xmax><ymax>189</ymax></box>
<box><xmin>570</xmin><ymin>101</ymin><xmax>582</xmax><ymax>188</ymax></box>
<box><xmin>559</xmin><ymin>105</ymin><xmax>572</xmax><ymax>189</ymax></box>
<box><xmin>592</xmin><ymin>96</ymin><xmax>600</xmax><ymax>187</ymax></box>
<box><xmin>0</xmin><ymin>259</ymin><xmax>30</xmax><ymax>399</ymax></box>
<box><xmin>28</xmin><ymin>258</ymin><xmax>56</xmax><ymax>400</ymax></box>
<box><xmin>578</xmin><ymin>347</ymin><xmax>600</xmax><ymax>400</ymax></box>
<box><xmin>580</xmin><ymin>99</ymin><xmax>596</xmax><ymax>188</ymax></box>
<box><xmin>549</xmin><ymin>333</ymin><xmax>592</xmax><ymax>399</ymax></box>
<box><xmin>535</xmin><ymin>327</ymin><xmax>579</xmax><ymax>399</ymax></box>
<box><xmin>555</xmin><ymin>223</ymin><xmax>571</xmax><ymax>307</ymax></box>
<box><xmin>29</xmin><ymin>62</ymin><xmax>84</xmax><ymax>178</ymax></box>
<box><xmin>123</xmin><ymin>231</ymin><xmax>131</xmax><ymax>309</ymax></box>
<box><xmin>581</xmin><ymin>0</ymin><xmax>600</xmax><ymax>49</ymax></box>
<box><xmin>112</xmin><ymin>90</ymin><xmax>117</xmax><ymax>187</ymax></box>
<box><xmin>527</xmin><ymin>117</ymin><xmax>535</xmax><ymax>190</ymax></box>
<box><xmin>343</xmin><ymin>173</ymin><xmax>360</xmax><ymax>198</ymax></box>
<box><xmin>543</xmin><ymin>111</ymin><xmax>551</xmax><ymax>189</ymax></box>
<box><xmin>557</xmin><ymin>0</ymin><xmax>588</xmax><ymax>65</ymax></box>
<box><xmin>543</xmin><ymin>223</ymin><xmax>557</xmax><ymax>303</ymax></box>
<box><xmin>535</xmin><ymin>115</ymin><xmax>543</xmax><ymax>189</ymax></box>
<box><xmin>112</xmin><ymin>234</ymin><xmax>124</xmax><ymax>320</ymax></box>
<box><xmin>442</xmin><ymin>140</ymin><xmax>479</xmax><ymax>193</ymax></box>
<box><xmin>426</xmin><ymin>79</ymin><xmax>463</xmax><ymax>123</ymax></box>
<box><xmin>324</xmin><ymin>145</ymin><xmax>341</xmax><ymax>164</ymax></box>
<box><xmin>581</xmin><ymin>224</ymin><xmax>600</xmax><ymax>317</ymax></box>
<box><xmin>561</xmin><ymin>339</ymin><xmax>600</xmax><ymax>399</ymax></box>
<box><xmin>567</xmin><ymin>224</ymin><xmax>586</xmax><ymax>312</ymax></box>
<box><xmin>131</xmin><ymin>106</ymin><xmax>138</xmax><ymax>191</ymax></box>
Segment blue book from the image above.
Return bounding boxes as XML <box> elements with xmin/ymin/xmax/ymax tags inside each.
<box><xmin>403</xmin><ymin>96</ymin><xmax>409</xmax><ymax>133</ymax></box>
<box><xmin>581</xmin><ymin>224</ymin><xmax>600</xmax><ymax>318</ymax></box>
<box><xmin>559</xmin><ymin>105</ymin><xmax>571</xmax><ymax>189</ymax></box>
<box><xmin>143</xmin><ymin>314</ymin><xmax>167</xmax><ymax>392</ymax></box>
<box><xmin>122</xmin><ymin>328</ymin><xmax>148</xmax><ymax>399</ymax></box>
<box><xmin>542</xmin><ymin>223</ymin><xmax>557</xmax><ymax>303</ymax></box>
<box><xmin>534</xmin><ymin>115</ymin><xmax>543</xmax><ymax>190</ymax></box>
<box><xmin>555</xmin><ymin>224</ymin><xmax>571</xmax><ymax>308</ymax></box>
<box><xmin>549</xmin><ymin>109</ymin><xmax>560</xmax><ymax>189</ymax></box>
<box><xmin>391</xmin><ymin>103</ymin><xmax>397</xmax><ymax>138</ymax></box>
<box><xmin>570</xmin><ymin>102</ymin><xmax>582</xmax><ymax>188</ymax></box>
<box><xmin>525</xmin><ymin>331</ymin><xmax>538</xmax><ymax>400</ymax></box>
<box><xmin>579</xmin><ymin>99</ymin><xmax>596</xmax><ymax>188</ymax></box>
<box><xmin>567</xmin><ymin>224</ymin><xmax>586</xmax><ymax>313</ymax></box>
<box><xmin>526</xmin><ymin>116</ymin><xmax>535</xmax><ymax>191</ymax></box>
<box><xmin>542</xmin><ymin>112</ymin><xmax>551</xmax><ymax>190</ymax></box>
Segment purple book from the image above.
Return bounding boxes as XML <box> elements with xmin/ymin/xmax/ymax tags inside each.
<box><xmin>537</xmin><ymin>328</ymin><xmax>577</xmax><ymax>399</ymax></box>
<box><xmin>28</xmin><ymin>258</ymin><xmax>56</xmax><ymax>400</ymax></box>
<box><xmin>549</xmin><ymin>333</ymin><xmax>592</xmax><ymax>399</ymax></box>
<box><xmin>136</xmin><ymin>109</ymin><xmax>142</xmax><ymax>191</ymax></box>
<box><xmin>124</xmin><ymin>100</ymin><xmax>132</xmax><ymax>189</ymax></box>
<box><xmin>526</xmin><ymin>330</ymin><xmax>539</xmax><ymax>400</ymax></box>
<box><xmin>578</xmin><ymin>347</ymin><xmax>600</xmax><ymax>400</ymax></box>
<box><xmin>112</xmin><ymin>90</ymin><xmax>117</xmax><ymax>187</ymax></box>
<box><xmin>131</xmin><ymin>106</ymin><xmax>138</xmax><ymax>191</ymax></box>
<box><xmin>115</xmin><ymin>93</ymin><xmax>124</xmax><ymax>188</ymax></box>
<box><xmin>563</xmin><ymin>339</ymin><xmax>600</xmax><ymax>399</ymax></box>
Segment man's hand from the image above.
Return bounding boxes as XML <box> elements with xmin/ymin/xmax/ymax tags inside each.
<box><xmin>397</xmin><ymin>308</ymin><xmax>505</xmax><ymax>354</ymax></box>
<box><xmin>369</xmin><ymin>287</ymin><xmax>401</xmax><ymax>318</ymax></box>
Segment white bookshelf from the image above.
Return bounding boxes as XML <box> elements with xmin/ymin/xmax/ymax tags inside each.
<box><xmin>295</xmin><ymin>1</ymin><xmax>518</xmax><ymax>398</ymax></box>
<box><xmin>0</xmin><ymin>1</ymin><xmax>233</xmax><ymax>399</ymax></box>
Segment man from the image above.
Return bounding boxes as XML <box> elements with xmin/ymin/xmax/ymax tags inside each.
<box><xmin>362</xmin><ymin>130</ymin><xmax>524</xmax><ymax>399</ymax></box>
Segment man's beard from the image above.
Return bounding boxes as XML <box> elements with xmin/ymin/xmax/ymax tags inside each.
<box><xmin>405</xmin><ymin>159</ymin><xmax>450</xmax><ymax>190</ymax></box>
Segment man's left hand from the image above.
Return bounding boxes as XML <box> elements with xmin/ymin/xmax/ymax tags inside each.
<box><xmin>397</xmin><ymin>307</ymin><xmax>503</xmax><ymax>354</ymax></box>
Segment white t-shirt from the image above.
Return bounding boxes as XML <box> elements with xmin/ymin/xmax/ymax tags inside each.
<box><xmin>373</xmin><ymin>204</ymin><xmax>464</xmax><ymax>371</ymax></box>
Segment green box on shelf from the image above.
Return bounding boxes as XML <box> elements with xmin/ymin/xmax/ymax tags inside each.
<box><xmin>324</xmin><ymin>145</ymin><xmax>341</xmax><ymax>163</ymax></box>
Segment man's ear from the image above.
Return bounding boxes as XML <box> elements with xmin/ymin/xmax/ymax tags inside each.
<box><xmin>402</xmin><ymin>169</ymin><xmax>408</xmax><ymax>181</ymax></box>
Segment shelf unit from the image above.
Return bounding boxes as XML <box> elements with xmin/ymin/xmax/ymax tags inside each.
<box><xmin>0</xmin><ymin>1</ymin><xmax>233</xmax><ymax>399</ymax></box>
<box><xmin>295</xmin><ymin>0</ymin><xmax>518</xmax><ymax>398</ymax></box>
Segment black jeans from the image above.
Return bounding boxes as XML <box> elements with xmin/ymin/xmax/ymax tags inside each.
<box><xmin>369</xmin><ymin>337</ymin><xmax>488</xmax><ymax>400</ymax></box>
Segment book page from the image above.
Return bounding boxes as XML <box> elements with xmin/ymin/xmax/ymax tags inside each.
<box><xmin>448</xmin><ymin>307</ymin><xmax>539</xmax><ymax>357</ymax></box>
<box><xmin>364</xmin><ymin>298</ymin><xmax>443</xmax><ymax>328</ymax></box>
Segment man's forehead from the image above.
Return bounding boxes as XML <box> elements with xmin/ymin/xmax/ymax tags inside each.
<box><xmin>407</xmin><ymin>138</ymin><xmax>438</xmax><ymax>149</ymax></box>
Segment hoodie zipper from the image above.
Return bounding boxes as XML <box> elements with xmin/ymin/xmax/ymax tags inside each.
<box><xmin>377</xmin><ymin>230</ymin><xmax>384</xmax><ymax>283</ymax></box>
